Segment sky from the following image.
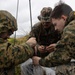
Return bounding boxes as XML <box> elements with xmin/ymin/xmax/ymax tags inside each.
<box><xmin>0</xmin><ymin>0</ymin><xmax>75</xmax><ymax>37</ymax></box>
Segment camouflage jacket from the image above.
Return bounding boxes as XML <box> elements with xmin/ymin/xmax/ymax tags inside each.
<box><xmin>39</xmin><ymin>11</ymin><xmax>75</xmax><ymax>67</ymax></box>
<box><xmin>29</xmin><ymin>22</ymin><xmax>61</xmax><ymax>57</ymax></box>
<box><xmin>0</xmin><ymin>39</ymin><xmax>34</xmax><ymax>74</ymax></box>
<box><xmin>30</xmin><ymin>22</ymin><xmax>60</xmax><ymax>46</ymax></box>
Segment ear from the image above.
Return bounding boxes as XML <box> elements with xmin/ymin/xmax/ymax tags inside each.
<box><xmin>61</xmin><ymin>15</ymin><xmax>67</xmax><ymax>21</ymax></box>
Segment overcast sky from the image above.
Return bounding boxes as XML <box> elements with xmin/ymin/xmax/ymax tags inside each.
<box><xmin>0</xmin><ymin>0</ymin><xmax>75</xmax><ymax>36</ymax></box>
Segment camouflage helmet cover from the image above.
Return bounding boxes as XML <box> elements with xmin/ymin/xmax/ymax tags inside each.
<box><xmin>38</xmin><ymin>7</ymin><xmax>52</xmax><ymax>22</ymax></box>
<box><xmin>0</xmin><ymin>10</ymin><xmax>17</xmax><ymax>33</ymax></box>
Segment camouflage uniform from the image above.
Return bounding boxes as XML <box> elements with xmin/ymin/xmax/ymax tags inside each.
<box><xmin>0</xmin><ymin>41</ymin><xmax>34</xmax><ymax>75</ymax></box>
<box><xmin>30</xmin><ymin>22</ymin><xmax>61</xmax><ymax>57</ymax></box>
<box><xmin>29</xmin><ymin>7</ymin><xmax>61</xmax><ymax>57</ymax></box>
<box><xmin>0</xmin><ymin>10</ymin><xmax>34</xmax><ymax>75</ymax></box>
<box><xmin>39</xmin><ymin>11</ymin><xmax>75</xmax><ymax>75</ymax></box>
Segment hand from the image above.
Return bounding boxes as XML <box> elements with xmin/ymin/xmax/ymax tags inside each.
<box><xmin>38</xmin><ymin>45</ymin><xmax>46</xmax><ymax>53</ymax></box>
<box><xmin>26</xmin><ymin>37</ymin><xmax>37</xmax><ymax>47</ymax></box>
<box><xmin>32</xmin><ymin>56</ymin><xmax>41</xmax><ymax>65</ymax></box>
<box><xmin>46</xmin><ymin>44</ymin><xmax>56</xmax><ymax>53</ymax></box>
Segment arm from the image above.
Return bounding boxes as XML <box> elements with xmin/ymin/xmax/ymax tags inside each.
<box><xmin>33</xmin><ymin>25</ymin><xmax>75</xmax><ymax>67</ymax></box>
<box><xmin>39</xmin><ymin>26</ymin><xmax>75</xmax><ymax>67</ymax></box>
<box><xmin>0</xmin><ymin>37</ymin><xmax>36</xmax><ymax>68</ymax></box>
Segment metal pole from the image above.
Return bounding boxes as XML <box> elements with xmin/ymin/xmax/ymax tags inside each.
<box><xmin>14</xmin><ymin>0</ymin><xmax>19</xmax><ymax>46</ymax></box>
<box><xmin>16</xmin><ymin>0</ymin><xmax>19</xmax><ymax>20</ymax></box>
<box><xmin>59</xmin><ymin>0</ymin><xmax>62</xmax><ymax>3</ymax></box>
<box><xmin>29</xmin><ymin>0</ymin><xmax>32</xmax><ymax>30</ymax></box>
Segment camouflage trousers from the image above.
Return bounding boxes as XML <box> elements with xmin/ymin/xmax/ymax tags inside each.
<box><xmin>56</xmin><ymin>62</ymin><xmax>75</xmax><ymax>75</ymax></box>
<box><xmin>0</xmin><ymin>68</ymin><xmax>15</xmax><ymax>75</ymax></box>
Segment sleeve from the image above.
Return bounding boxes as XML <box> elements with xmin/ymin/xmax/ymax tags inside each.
<box><xmin>0</xmin><ymin>43</ymin><xmax>34</xmax><ymax>68</ymax></box>
<box><xmin>29</xmin><ymin>23</ymin><xmax>39</xmax><ymax>38</ymax></box>
<box><xmin>29</xmin><ymin>25</ymin><xmax>37</xmax><ymax>38</ymax></box>
<box><xmin>39</xmin><ymin>25</ymin><xmax>75</xmax><ymax>67</ymax></box>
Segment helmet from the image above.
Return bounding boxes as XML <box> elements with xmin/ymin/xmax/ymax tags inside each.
<box><xmin>38</xmin><ymin>7</ymin><xmax>52</xmax><ymax>22</ymax></box>
<box><xmin>0</xmin><ymin>10</ymin><xmax>17</xmax><ymax>33</ymax></box>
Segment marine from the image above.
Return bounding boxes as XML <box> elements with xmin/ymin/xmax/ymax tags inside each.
<box><xmin>0</xmin><ymin>10</ymin><xmax>35</xmax><ymax>75</ymax></box>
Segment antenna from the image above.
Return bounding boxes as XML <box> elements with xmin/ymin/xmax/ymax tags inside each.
<box><xmin>59</xmin><ymin>0</ymin><xmax>62</xmax><ymax>3</ymax></box>
<box><xmin>59</xmin><ymin>0</ymin><xmax>64</xmax><ymax>3</ymax></box>
<box><xmin>14</xmin><ymin>0</ymin><xmax>19</xmax><ymax>46</ymax></box>
<box><xmin>29</xmin><ymin>0</ymin><xmax>32</xmax><ymax>30</ymax></box>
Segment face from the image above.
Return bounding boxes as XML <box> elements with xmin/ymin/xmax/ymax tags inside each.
<box><xmin>0</xmin><ymin>29</ymin><xmax>14</xmax><ymax>42</ymax></box>
<box><xmin>52</xmin><ymin>18</ymin><xmax>66</xmax><ymax>33</ymax></box>
<box><xmin>41</xmin><ymin>21</ymin><xmax>51</xmax><ymax>29</ymax></box>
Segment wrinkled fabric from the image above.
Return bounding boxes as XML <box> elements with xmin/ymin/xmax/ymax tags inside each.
<box><xmin>30</xmin><ymin>22</ymin><xmax>60</xmax><ymax>46</ymax></box>
<box><xmin>21</xmin><ymin>58</ymin><xmax>56</xmax><ymax>75</ymax></box>
<box><xmin>39</xmin><ymin>11</ymin><xmax>75</xmax><ymax>75</ymax></box>
<box><xmin>21</xmin><ymin>21</ymin><xmax>60</xmax><ymax>75</ymax></box>
<box><xmin>0</xmin><ymin>41</ymin><xmax>34</xmax><ymax>75</ymax></box>
<box><xmin>21</xmin><ymin>59</ymin><xmax>45</xmax><ymax>75</ymax></box>
<box><xmin>29</xmin><ymin>22</ymin><xmax>61</xmax><ymax>58</ymax></box>
<box><xmin>0</xmin><ymin>68</ymin><xmax>15</xmax><ymax>75</ymax></box>
<box><xmin>38</xmin><ymin>7</ymin><xmax>52</xmax><ymax>22</ymax></box>
<box><xmin>56</xmin><ymin>63</ymin><xmax>75</xmax><ymax>75</ymax></box>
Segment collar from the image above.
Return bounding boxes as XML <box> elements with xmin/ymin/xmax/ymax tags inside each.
<box><xmin>65</xmin><ymin>11</ymin><xmax>75</xmax><ymax>26</ymax></box>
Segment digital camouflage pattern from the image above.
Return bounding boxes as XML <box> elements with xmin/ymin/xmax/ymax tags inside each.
<box><xmin>29</xmin><ymin>22</ymin><xmax>61</xmax><ymax>58</ymax></box>
<box><xmin>0</xmin><ymin>10</ymin><xmax>17</xmax><ymax>33</ymax></box>
<box><xmin>0</xmin><ymin>10</ymin><xmax>34</xmax><ymax>75</ymax></box>
<box><xmin>0</xmin><ymin>41</ymin><xmax>34</xmax><ymax>75</ymax></box>
<box><xmin>56</xmin><ymin>63</ymin><xmax>75</xmax><ymax>75</ymax></box>
<box><xmin>21</xmin><ymin>7</ymin><xmax>57</xmax><ymax>75</ymax></box>
<box><xmin>30</xmin><ymin>7</ymin><xmax>61</xmax><ymax>58</ymax></box>
<box><xmin>0</xmin><ymin>42</ymin><xmax>34</xmax><ymax>68</ymax></box>
<box><xmin>38</xmin><ymin>7</ymin><xmax>52</xmax><ymax>22</ymax></box>
<box><xmin>30</xmin><ymin>22</ymin><xmax>60</xmax><ymax>46</ymax></box>
<box><xmin>39</xmin><ymin>11</ymin><xmax>75</xmax><ymax>75</ymax></box>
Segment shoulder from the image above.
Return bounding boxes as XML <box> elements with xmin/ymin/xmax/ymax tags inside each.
<box><xmin>0</xmin><ymin>42</ymin><xmax>11</xmax><ymax>51</ymax></box>
<box><xmin>61</xmin><ymin>20</ymin><xmax>75</xmax><ymax>39</ymax></box>
<box><xmin>64</xmin><ymin>20</ymin><xmax>75</xmax><ymax>33</ymax></box>
<box><xmin>32</xmin><ymin>22</ymin><xmax>42</xmax><ymax>30</ymax></box>
<box><xmin>33</xmin><ymin>22</ymin><xmax>41</xmax><ymax>28</ymax></box>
